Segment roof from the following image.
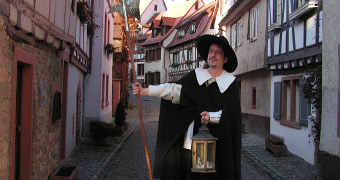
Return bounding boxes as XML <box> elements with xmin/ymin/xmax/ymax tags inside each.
<box><xmin>167</xmin><ymin>13</ymin><xmax>212</xmax><ymax>48</ymax></box>
<box><xmin>140</xmin><ymin>0</ymin><xmax>198</xmax><ymax>46</ymax></box>
<box><xmin>160</xmin><ymin>17</ymin><xmax>177</xmax><ymax>27</ymax></box>
<box><xmin>145</xmin><ymin>13</ymin><xmax>161</xmax><ymax>25</ymax></box>
<box><xmin>167</xmin><ymin>2</ymin><xmax>216</xmax><ymax>48</ymax></box>
<box><xmin>137</xmin><ymin>30</ymin><xmax>151</xmax><ymax>41</ymax></box>
<box><xmin>176</xmin><ymin>1</ymin><xmax>215</xmax><ymax>28</ymax></box>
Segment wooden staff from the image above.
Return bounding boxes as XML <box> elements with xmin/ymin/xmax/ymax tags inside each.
<box><xmin>121</xmin><ymin>1</ymin><xmax>153</xmax><ymax>179</ymax></box>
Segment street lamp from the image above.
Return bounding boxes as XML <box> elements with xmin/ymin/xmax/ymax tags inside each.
<box><xmin>191</xmin><ymin>125</ymin><xmax>217</xmax><ymax>173</ymax></box>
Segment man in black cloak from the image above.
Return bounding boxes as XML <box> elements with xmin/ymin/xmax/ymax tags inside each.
<box><xmin>133</xmin><ymin>34</ymin><xmax>242</xmax><ymax>180</ymax></box>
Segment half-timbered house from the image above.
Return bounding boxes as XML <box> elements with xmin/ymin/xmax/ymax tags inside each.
<box><xmin>141</xmin><ymin>0</ymin><xmax>205</xmax><ymax>85</ymax></box>
<box><xmin>267</xmin><ymin>0</ymin><xmax>322</xmax><ymax>164</ymax></box>
<box><xmin>129</xmin><ymin>0</ymin><xmax>168</xmax><ymax>87</ymax></box>
<box><xmin>217</xmin><ymin>0</ymin><xmax>272</xmax><ymax>139</ymax></box>
<box><xmin>167</xmin><ymin>1</ymin><xmax>216</xmax><ymax>81</ymax></box>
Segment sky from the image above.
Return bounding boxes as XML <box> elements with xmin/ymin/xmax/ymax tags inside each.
<box><xmin>139</xmin><ymin>0</ymin><xmax>215</xmax><ymax>14</ymax></box>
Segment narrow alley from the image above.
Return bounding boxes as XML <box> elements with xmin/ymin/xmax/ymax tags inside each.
<box><xmin>64</xmin><ymin>88</ymin><xmax>321</xmax><ymax>180</ymax></box>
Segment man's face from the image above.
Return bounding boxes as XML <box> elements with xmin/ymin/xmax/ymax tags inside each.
<box><xmin>207</xmin><ymin>44</ymin><xmax>228</xmax><ymax>70</ymax></box>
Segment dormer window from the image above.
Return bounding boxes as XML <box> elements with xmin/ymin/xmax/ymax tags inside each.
<box><xmin>152</xmin><ymin>29</ymin><xmax>159</xmax><ymax>38</ymax></box>
<box><xmin>162</xmin><ymin>26</ymin><xmax>168</xmax><ymax>36</ymax></box>
<box><xmin>190</xmin><ymin>24</ymin><xmax>196</xmax><ymax>34</ymax></box>
<box><xmin>178</xmin><ymin>29</ymin><xmax>185</xmax><ymax>39</ymax></box>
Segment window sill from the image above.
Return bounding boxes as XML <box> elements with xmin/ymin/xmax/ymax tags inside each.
<box><xmin>279</xmin><ymin>120</ymin><xmax>302</xmax><ymax>129</ymax></box>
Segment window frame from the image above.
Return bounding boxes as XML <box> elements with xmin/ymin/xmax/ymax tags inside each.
<box><xmin>277</xmin><ymin>75</ymin><xmax>311</xmax><ymax>129</ymax></box>
<box><xmin>249</xmin><ymin>4</ymin><xmax>259</xmax><ymax>42</ymax></box>
<box><xmin>187</xmin><ymin>48</ymin><xmax>193</xmax><ymax>61</ymax></box>
<box><xmin>231</xmin><ymin>19</ymin><xmax>241</xmax><ymax>48</ymax></box>
<box><xmin>173</xmin><ymin>52</ymin><xmax>180</xmax><ymax>64</ymax></box>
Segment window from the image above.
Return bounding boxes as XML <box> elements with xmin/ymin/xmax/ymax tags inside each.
<box><xmin>154</xmin><ymin>5</ymin><xmax>157</xmax><ymax>11</ymax></box>
<box><xmin>273</xmin><ymin>76</ymin><xmax>311</xmax><ymax>128</ymax></box>
<box><xmin>108</xmin><ymin>20</ymin><xmax>111</xmax><ymax>44</ymax></box>
<box><xmin>104</xmin><ymin>13</ymin><xmax>107</xmax><ymax>45</ymax></box>
<box><xmin>252</xmin><ymin>87</ymin><xmax>256</xmax><ymax>109</ymax></box>
<box><xmin>178</xmin><ymin>29</ymin><xmax>185</xmax><ymax>38</ymax></box>
<box><xmin>173</xmin><ymin>52</ymin><xmax>180</xmax><ymax>64</ymax></box>
<box><xmin>106</xmin><ymin>74</ymin><xmax>109</xmax><ymax>105</ymax></box>
<box><xmin>145</xmin><ymin>50</ymin><xmax>149</xmax><ymax>62</ymax></box>
<box><xmin>151</xmin><ymin>49</ymin><xmax>155</xmax><ymax>61</ymax></box>
<box><xmin>152</xmin><ymin>29</ymin><xmax>159</xmax><ymax>38</ymax></box>
<box><xmin>292</xmin><ymin>0</ymin><xmax>310</xmax><ymax>11</ymax></box>
<box><xmin>190</xmin><ymin>24</ymin><xmax>196</xmax><ymax>34</ymax></box>
<box><xmin>273</xmin><ymin>0</ymin><xmax>281</xmax><ymax>24</ymax></box>
<box><xmin>102</xmin><ymin>73</ymin><xmax>105</xmax><ymax>107</ymax></box>
<box><xmin>249</xmin><ymin>5</ymin><xmax>259</xmax><ymax>41</ymax></box>
<box><xmin>156</xmin><ymin>48</ymin><xmax>161</xmax><ymax>60</ymax></box>
<box><xmin>231</xmin><ymin>20</ymin><xmax>242</xmax><ymax>48</ymax></box>
<box><xmin>195</xmin><ymin>2</ymin><xmax>198</xmax><ymax>10</ymax></box>
<box><xmin>187</xmin><ymin>49</ymin><xmax>193</xmax><ymax>61</ymax></box>
<box><xmin>155</xmin><ymin>72</ymin><xmax>160</xmax><ymax>85</ymax></box>
<box><xmin>137</xmin><ymin>64</ymin><xmax>144</xmax><ymax>75</ymax></box>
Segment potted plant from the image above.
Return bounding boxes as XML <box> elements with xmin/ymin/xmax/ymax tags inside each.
<box><xmin>265</xmin><ymin>134</ymin><xmax>287</xmax><ymax>157</ymax></box>
<box><xmin>50</xmin><ymin>165</ymin><xmax>78</xmax><ymax>180</ymax></box>
<box><xmin>104</xmin><ymin>44</ymin><xmax>116</xmax><ymax>58</ymax></box>
<box><xmin>114</xmin><ymin>98</ymin><xmax>129</xmax><ymax>132</ymax></box>
<box><xmin>90</xmin><ymin>120</ymin><xmax>108</xmax><ymax>146</ymax></box>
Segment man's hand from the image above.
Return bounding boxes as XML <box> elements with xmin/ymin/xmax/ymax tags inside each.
<box><xmin>200</xmin><ymin>111</ymin><xmax>210</xmax><ymax>125</ymax></box>
<box><xmin>132</xmin><ymin>82</ymin><xmax>148</xmax><ymax>96</ymax></box>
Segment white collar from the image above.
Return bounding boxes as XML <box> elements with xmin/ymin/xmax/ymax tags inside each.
<box><xmin>195</xmin><ymin>68</ymin><xmax>235</xmax><ymax>93</ymax></box>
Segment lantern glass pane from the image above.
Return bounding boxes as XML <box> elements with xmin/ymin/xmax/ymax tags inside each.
<box><xmin>207</xmin><ymin>142</ymin><xmax>214</xmax><ymax>168</ymax></box>
<box><xmin>196</xmin><ymin>142</ymin><xmax>205</xmax><ymax>169</ymax></box>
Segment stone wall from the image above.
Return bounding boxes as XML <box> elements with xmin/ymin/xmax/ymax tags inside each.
<box><xmin>0</xmin><ymin>15</ymin><xmax>13</xmax><ymax>180</ymax></box>
<box><xmin>0</xmin><ymin>15</ymin><xmax>63</xmax><ymax>179</ymax></box>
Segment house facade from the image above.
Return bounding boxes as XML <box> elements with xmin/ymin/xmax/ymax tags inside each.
<box><xmin>217</xmin><ymin>0</ymin><xmax>272</xmax><ymax>139</ymax></box>
<box><xmin>0</xmin><ymin>0</ymin><xmax>91</xmax><ymax>179</ymax></box>
<box><xmin>84</xmin><ymin>0</ymin><xmax>113</xmax><ymax>129</ymax></box>
<box><xmin>266</xmin><ymin>0</ymin><xmax>322</xmax><ymax>164</ymax></box>
<box><xmin>167</xmin><ymin>2</ymin><xmax>216</xmax><ymax>81</ymax></box>
<box><xmin>319</xmin><ymin>0</ymin><xmax>340</xmax><ymax>177</ymax></box>
<box><xmin>141</xmin><ymin>0</ymin><xmax>205</xmax><ymax>85</ymax></box>
<box><xmin>129</xmin><ymin>0</ymin><xmax>168</xmax><ymax>87</ymax></box>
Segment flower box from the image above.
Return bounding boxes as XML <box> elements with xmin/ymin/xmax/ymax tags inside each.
<box><xmin>265</xmin><ymin>134</ymin><xmax>287</xmax><ymax>157</ymax></box>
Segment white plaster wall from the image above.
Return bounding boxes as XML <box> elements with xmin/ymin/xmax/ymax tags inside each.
<box><xmin>271</xmin><ymin>75</ymin><xmax>315</xmax><ymax>164</ymax></box>
<box><xmin>85</xmin><ymin>0</ymin><xmax>112</xmax><ymax>126</ymax></box>
<box><xmin>65</xmin><ymin>64</ymin><xmax>84</xmax><ymax>158</ymax></box>
<box><xmin>321</xmin><ymin>0</ymin><xmax>340</xmax><ymax>156</ymax></box>
<box><xmin>141</xmin><ymin>0</ymin><xmax>167</xmax><ymax>25</ymax></box>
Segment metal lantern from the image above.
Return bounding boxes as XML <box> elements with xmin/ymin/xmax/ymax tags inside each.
<box><xmin>191</xmin><ymin>125</ymin><xmax>217</xmax><ymax>173</ymax></box>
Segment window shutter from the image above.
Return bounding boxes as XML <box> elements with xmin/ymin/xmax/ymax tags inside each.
<box><xmin>274</xmin><ymin>81</ymin><xmax>282</xmax><ymax>120</ymax></box>
<box><xmin>299</xmin><ymin>79</ymin><xmax>310</xmax><ymax>126</ymax></box>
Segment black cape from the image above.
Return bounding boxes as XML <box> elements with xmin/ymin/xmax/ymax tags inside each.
<box><xmin>153</xmin><ymin>70</ymin><xmax>242</xmax><ymax>180</ymax></box>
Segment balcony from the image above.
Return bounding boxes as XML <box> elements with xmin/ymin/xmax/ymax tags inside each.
<box><xmin>289</xmin><ymin>1</ymin><xmax>318</xmax><ymax>21</ymax></box>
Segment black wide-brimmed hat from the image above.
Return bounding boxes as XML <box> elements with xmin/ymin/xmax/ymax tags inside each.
<box><xmin>196</xmin><ymin>34</ymin><xmax>238</xmax><ymax>73</ymax></box>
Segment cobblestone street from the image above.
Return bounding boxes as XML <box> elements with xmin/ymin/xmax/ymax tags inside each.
<box><xmin>65</xmin><ymin>89</ymin><xmax>321</xmax><ymax>179</ymax></box>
